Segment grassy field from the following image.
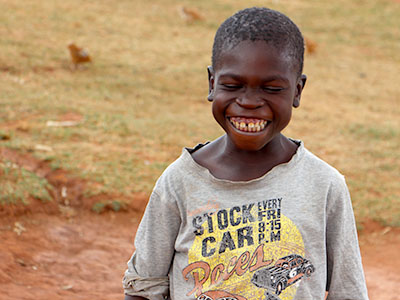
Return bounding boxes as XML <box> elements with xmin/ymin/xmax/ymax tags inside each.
<box><xmin>0</xmin><ymin>0</ymin><xmax>399</xmax><ymax>226</ymax></box>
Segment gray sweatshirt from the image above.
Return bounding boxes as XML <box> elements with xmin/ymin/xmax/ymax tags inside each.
<box><xmin>123</xmin><ymin>141</ymin><xmax>369</xmax><ymax>300</ymax></box>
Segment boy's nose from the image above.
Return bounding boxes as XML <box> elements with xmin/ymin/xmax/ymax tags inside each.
<box><xmin>235</xmin><ymin>91</ymin><xmax>264</xmax><ymax>109</ymax></box>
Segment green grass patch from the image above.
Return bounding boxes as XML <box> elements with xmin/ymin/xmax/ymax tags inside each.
<box><xmin>92</xmin><ymin>200</ymin><xmax>127</xmax><ymax>214</ymax></box>
<box><xmin>348</xmin><ymin>124</ymin><xmax>398</xmax><ymax>141</ymax></box>
<box><xmin>0</xmin><ymin>161</ymin><xmax>53</xmax><ymax>205</ymax></box>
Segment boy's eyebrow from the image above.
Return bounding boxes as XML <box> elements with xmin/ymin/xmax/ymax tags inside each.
<box><xmin>218</xmin><ymin>73</ymin><xmax>290</xmax><ymax>83</ymax></box>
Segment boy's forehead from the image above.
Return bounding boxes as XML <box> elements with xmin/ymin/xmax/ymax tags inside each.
<box><xmin>214</xmin><ymin>41</ymin><xmax>294</xmax><ymax>75</ymax></box>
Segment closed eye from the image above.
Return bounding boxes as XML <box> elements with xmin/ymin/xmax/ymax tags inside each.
<box><xmin>220</xmin><ymin>84</ymin><xmax>242</xmax><ymax>90</ymax></box>
<box><xmin>262</xmin><ymin>86</ymin><xmax>284</xmax><ymax>93</ymax></box>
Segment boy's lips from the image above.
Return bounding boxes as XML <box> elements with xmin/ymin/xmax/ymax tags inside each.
<box><xmin>228</xmin><ymin>116</ymin><xmax>269</xmax><ymax>133</ymax></box>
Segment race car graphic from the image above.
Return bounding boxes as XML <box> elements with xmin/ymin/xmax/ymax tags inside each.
<box><xmin>251</xmin><ymin>254</ymin><xmax>314</xmax><ymax>295</ymax></box>
<box><xmin>197</xmin><ymin>290</ymin><xmax>247</xmax><ymax>300</ymax></box>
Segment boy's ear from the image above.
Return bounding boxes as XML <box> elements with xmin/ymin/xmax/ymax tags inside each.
<box><xmin>207</xmin><ymin>66</ymin><xmax>215</xmax><ymax>102</ymax></box>
<box><xmin>293</xmin><ymin>74</ymin><xmax>307</xmax><ymax>108</ymax></box>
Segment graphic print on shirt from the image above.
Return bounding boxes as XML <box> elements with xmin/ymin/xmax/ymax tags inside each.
<box><xmin>182</xmin><ymin>198</ymin><xmax>315</xmax><ymax>300</ymax></box>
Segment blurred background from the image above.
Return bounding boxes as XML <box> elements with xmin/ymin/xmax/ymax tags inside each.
<box><xmin>0</xmin><ymin>0</ymin><xmax>399</xmax><ymax>299</ymax></box>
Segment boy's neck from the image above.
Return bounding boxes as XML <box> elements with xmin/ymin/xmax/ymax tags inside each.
<box><xmin>191</xmin><ymin>134</ymin><xmax>299</xmax><ymax>181</ymax></box>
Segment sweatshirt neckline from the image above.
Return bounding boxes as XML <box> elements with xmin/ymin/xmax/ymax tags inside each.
<box><xmin>182</xmin><ymin>139</ymin><xmax>305</xmax><ymax>185</ymax></box>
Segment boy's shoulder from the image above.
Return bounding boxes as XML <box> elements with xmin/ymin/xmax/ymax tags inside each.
<box><xmin>302</xmin><ymin>146</ymin><xmax>343</xmax><ymax>175</ymax></box>
<box><xmin>162</xmin><ymin>143</ymin><xmax>207</xmax><ymax>175</ymax></box>
<box><xmin>299</xmin><ymin>143</ymin><xmax>348</xmax><ymax>190</ymax></box>
<box><xmin>303</xmin><ymin>146</ymin><xmax>343</xmax><ymax>176</ymax></box>
<box><xmin>152</xmin><ymin>144</ymin><xmax>206</xmax><ymax>191</ymax></box>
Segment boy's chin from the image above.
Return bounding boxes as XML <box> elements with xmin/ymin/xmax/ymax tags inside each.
<box><xmin>227</xmin><ymin>135</ymin><xmax>270</xmax><ymax>152</ymax></box>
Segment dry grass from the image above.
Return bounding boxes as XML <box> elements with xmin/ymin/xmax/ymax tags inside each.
<box><xmin>0</xmin><ymin>0</ymin><xmax>399</xmax><ymax>225</ymax></box>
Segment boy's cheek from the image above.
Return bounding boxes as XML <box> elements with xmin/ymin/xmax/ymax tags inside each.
<box><xmin>213</xmin><ymin>91</ymin><xmax>239</xmax><ymax>103</ymax></box>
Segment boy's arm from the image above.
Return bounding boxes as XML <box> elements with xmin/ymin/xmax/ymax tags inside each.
<box><xmin>123</xmin><ymin>190</ymin><xmax>181</xmax><ymax>299</ymax></box>
<box><xmin>325</xmin><ymin>177</ymin><xmax>369</xmax><ymax>300</ymax></box>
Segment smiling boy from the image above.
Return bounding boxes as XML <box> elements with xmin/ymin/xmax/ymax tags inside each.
<box><xmin>123</xmin><ymin>7</ymin><xmax>369</xmax><ymax>300</ymax></box>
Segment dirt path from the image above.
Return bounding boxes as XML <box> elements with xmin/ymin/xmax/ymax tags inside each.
<box><xmin>0</xmin><ymin>211</ymin><xmax>141</xmax><ymax>300</ymax></box>
<box><xmin>358</xmin><ymin>222</ymin><xmax>400</xmax><ymax>300</ymax></box>
<box><xmin>0</xmin><ymin>210</ymin><xmax>399</xmax><ymax>300</ymax></box>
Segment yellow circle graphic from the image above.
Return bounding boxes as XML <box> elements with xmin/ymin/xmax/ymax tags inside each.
<box><xmin>185</xmin><ymin>205</ymin><xmax>305</xmax><ymax>300</ymax></box>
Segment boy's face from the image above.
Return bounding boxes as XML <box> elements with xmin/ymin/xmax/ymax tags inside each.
<box><xmin>208</xmin><ymin>41</ymin><xmax>306</xmax><ymax>151</ymax></box>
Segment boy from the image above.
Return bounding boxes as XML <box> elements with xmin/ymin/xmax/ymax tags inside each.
<box><xmin>123</xmin><ymin>7</ymin><xmax>369</xmax><ymax>300</ymax></box>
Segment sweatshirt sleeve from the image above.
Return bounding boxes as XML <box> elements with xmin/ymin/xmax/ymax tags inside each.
<box><xmin>123</xmin><ymin>189</ymin><xmax>181</xmax><ymax>300</ymax></box>
<box><xmin>325</xmin><ymin>176</ymin><xmax>369</xmax><ymax>300</ymax></box>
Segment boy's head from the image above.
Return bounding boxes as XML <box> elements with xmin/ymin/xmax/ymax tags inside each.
<box><xmin>207</xmin><ymin>7</ymin><xmax>307</xmax><ymax>152</ymax></box>
<box><xmin>212</xmin><ymin>7</ymin><xmax>304</xmax><ymax>78</ymax></box>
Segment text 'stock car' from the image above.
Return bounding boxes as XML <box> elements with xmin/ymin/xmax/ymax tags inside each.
<box><xmin>251</xmin><ymin>254</ymin><xmax>314</xmax><ymax>295</ymax></box>
<box><xmin>197</xmin><ymin>290</ymin><xmax>247</xmax><ymax>300</ymax></box>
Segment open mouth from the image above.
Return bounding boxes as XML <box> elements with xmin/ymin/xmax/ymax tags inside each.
<box><xmin>229</xmin><ymin>117</ymin><xmax>268</xmax><ymax>132</ymax></box>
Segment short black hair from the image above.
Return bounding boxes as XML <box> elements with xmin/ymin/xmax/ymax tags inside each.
<box><xmin>212</xmin><ymin>7</ymin><xmax>304</xmax><ymax>77</ymax></box>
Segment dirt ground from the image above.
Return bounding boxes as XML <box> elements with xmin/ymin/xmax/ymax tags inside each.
<box><xmin>0</xmin><ymin>208</ymin><xmax>399</xmax><ymax>300</ymax></box>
